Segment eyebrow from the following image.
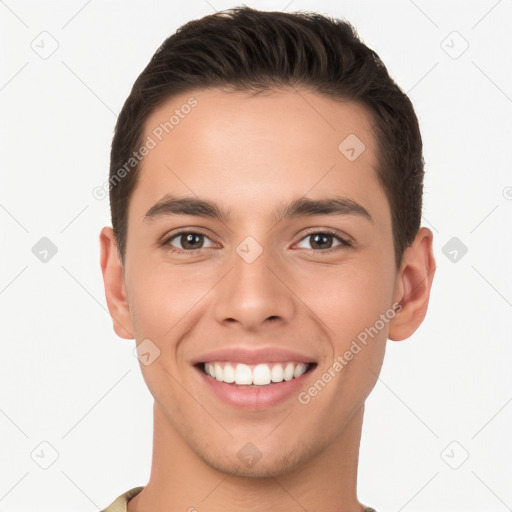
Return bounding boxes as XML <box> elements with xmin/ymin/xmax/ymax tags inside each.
<box><xmin>143</xmin><ymin>194</ymin><xmax>373</xmax><ymax>223</ymax></box>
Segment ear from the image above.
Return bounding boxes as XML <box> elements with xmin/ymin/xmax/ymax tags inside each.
<box><xmin>388</xmin><ymin>227</ymin><xmax>436</xmax><ymax>341</ymax></box>
<box><xmin>99</xmin><ymin>226</ymin><xmax>134</xmax><ymax>340</ymax></box>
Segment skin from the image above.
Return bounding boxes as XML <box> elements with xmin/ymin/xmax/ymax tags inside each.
<box><xmin>100</xmin><ymin>87</ymin><xmax>435</xmax><ymax>512</ymax></box>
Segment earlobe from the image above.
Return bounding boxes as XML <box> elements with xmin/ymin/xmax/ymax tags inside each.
<box><xmin>388</xmin><ymin>227</ymin><xmax>436</xmax><ymax>341</ymax></box>
<box><xmin>99</xmin><ymin>226</ymin><xmax>135</xmax><ymax>340</ymax></box>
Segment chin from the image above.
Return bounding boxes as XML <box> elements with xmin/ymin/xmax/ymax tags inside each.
<box><xmin>198</xmin><ymin>443</ymin><xmax>312</xmax><ymax>479</ymax></box>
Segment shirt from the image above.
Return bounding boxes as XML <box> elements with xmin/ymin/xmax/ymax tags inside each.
<box><xmin>100</xmin><ymin>486</ymin><xmax>378</xmax><ymax>512</ymax></box>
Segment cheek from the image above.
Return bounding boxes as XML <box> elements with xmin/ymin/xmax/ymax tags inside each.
<box><xmin>125</xmin><ymin>266</ymin><xmax>203</xmax><ymax>407</ymax></box>
<box><xmin>296</xmin><ymin>263</ymin><xmax>394</xmax><ymax>344</ymax></box>
<box><xmin>127</xmin><ymin>262</ymin><xmax>214</xmax><ymax>339</ymax></box>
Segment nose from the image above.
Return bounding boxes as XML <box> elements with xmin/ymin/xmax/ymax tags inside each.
<box><xmin>212</xmin><ymin>247</ymin><xmax>296</xmax><ymax>332</ymax></box>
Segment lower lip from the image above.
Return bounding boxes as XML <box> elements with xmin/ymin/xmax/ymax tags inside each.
<box><xmin>195</xmin><ymin>365</ymin><xmax>316</xmax><ymax>410</ymax></box>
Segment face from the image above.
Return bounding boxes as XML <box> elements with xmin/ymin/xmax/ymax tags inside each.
<box><xmin>109</xmin><ymin>87</ymin><xmax>405</xmax><ymax>477</ymax></box>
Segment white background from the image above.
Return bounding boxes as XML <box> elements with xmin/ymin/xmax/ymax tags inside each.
<box><xmin>1</xmin><ymin>1</ymin><xmax>511</xmax><ymax>511</ymax></box>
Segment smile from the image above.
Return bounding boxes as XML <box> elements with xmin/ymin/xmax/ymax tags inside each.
<box><xmin>201</xmin><ymin>361</ymin><xmax>315</xmax><ymax>386</ymax></box>
<box><xmin>194</xmin><ymin>360</ymin><xmax>317</xmax><ymax>410</ymax></box>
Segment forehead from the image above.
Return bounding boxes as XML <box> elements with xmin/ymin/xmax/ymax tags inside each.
<box><xmin>131</xmin><ymin>87</ymin><xmax>388</xmax><ymax>225</ymax></box>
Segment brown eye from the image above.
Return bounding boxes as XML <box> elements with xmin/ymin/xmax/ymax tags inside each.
<box><xmin>296</xmin><ymin>231</ymin><xmax>351</xmax><ymax>252</ymax></box>
<box><xmin>165</xmin><ymin>231</ymin><xmax>215</xmax><ymax>252</ymax></box>
<box><xmin>309</xmin><ymin>233</ymin><xmax>334</xmax><ymax>250</ymax></box>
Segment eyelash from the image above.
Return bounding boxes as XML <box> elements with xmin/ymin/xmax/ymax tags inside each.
<box><xmin>161</xmin><ymin>228</ymin><xmax>353</xmax><ymax>255</ymax></box>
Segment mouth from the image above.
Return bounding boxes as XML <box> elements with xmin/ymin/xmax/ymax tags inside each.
<box><xmin>193</xmin><ymin>359</ymin><xmax>318</xmax><ymax>410</ymax></box>
<box><xmin>196</xmin><ymin>361</ymin><xmax>317</xmax><ymax>387</ymax></box>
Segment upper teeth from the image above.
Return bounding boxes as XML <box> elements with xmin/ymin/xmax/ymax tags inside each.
<box><xmin>204</xmin><ymin>362</ymin><xmax>309</xmax><ymax>386</ymax></box>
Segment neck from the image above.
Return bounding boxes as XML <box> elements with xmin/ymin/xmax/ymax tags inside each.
<box><xmin>128</xmin><ymin>402</ymin><xmax>366</xmax><ymax>512</ymax></box>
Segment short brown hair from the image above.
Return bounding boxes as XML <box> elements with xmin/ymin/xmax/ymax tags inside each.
<box><xmin>109</xmin><ymin>6</ymin><xmax>424</xmax><ymax>268</ymax></box>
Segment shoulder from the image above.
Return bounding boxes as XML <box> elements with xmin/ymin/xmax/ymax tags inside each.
<box><xmin>99</xmin><ymin>486</ymin><xmax>145</xmax><ymax>512</ymax></box>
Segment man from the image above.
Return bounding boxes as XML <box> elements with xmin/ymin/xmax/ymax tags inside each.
<box><xmin>99</xmin><ymin>6</ymin><xmax>435</xmax><ymax>512</ymax></box>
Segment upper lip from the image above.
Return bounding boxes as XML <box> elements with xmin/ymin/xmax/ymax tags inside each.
<box><xmin>191</xmin><ymin>347</ymin><xmax>316</xmax><ymax>365</ymax></box>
